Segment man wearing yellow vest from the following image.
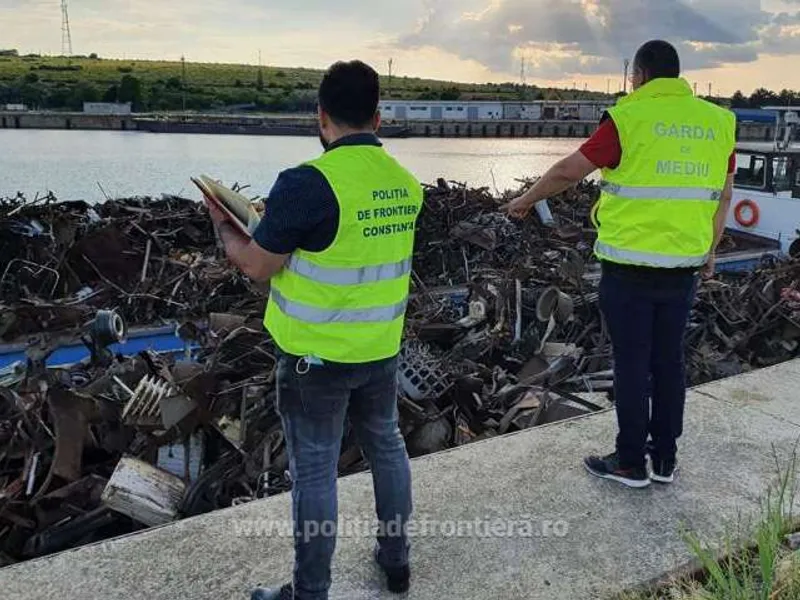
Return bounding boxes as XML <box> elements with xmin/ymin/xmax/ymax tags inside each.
<box><xmin>503</xmin><ymin>40</ymin><xmax>736</xmax><ymax>489</ymax></box>
<box><xmin>206</xmin><ymin>61</ymin><xmax>422</xmax><ymax>600</ymax></box>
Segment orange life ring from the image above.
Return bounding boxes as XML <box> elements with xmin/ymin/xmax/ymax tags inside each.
<box><xmin>734</xmin><ymin>199</ymin><xmax>759</xmax><ymax>228</ymax></box>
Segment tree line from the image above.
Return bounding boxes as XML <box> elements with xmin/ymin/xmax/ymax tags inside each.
<box><xmin>0</xmin><ymin>72</ymin><xmax>321</xmax><ymax>113</ymax></box>
<box><xmin>730</xmin><ymin>88</ymin><xmax>799</xmax><ymax>109</ymax></box>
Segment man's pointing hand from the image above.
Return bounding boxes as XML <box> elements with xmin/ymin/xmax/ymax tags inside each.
<box><xmin>500</xmin><ymin>194</ymin><xmax>534</xmax><ymax>220</ymax></box>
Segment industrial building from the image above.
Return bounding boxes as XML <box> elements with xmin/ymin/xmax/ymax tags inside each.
<box><xmin>378</xmin><ymin>100</ymin><xmax>610</xmax><ymax>122</ymax></box>
<box><xmin>379</xmin><ymin>101</ymin><xmax>504</xmax><ymax>121</ymax></box>
<box><xmin>82</xmin><ymin>102</ymin><xmax>132</xmax><ymax>115</ymax></box>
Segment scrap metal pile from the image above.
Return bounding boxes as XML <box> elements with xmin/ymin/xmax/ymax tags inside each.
<box><xmin>0</xmin><ymin>193</ymin><xmax>264</xmax><ymax>341</ymax></box>
<box><xmin>2</xmin><ymin>183</ymin><xmax>800</xmax><ymax>565</ymax></box>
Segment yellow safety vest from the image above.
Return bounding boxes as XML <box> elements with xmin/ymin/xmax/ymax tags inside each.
<box><xmin>264</xmin><ymin>144</ymin><xmax>423</xmax><ymax>363</ymax></box>
<box><xmin>592</xmin><ymin>77</ymin><xmax>736</xmax><ymax>268</ymax></box>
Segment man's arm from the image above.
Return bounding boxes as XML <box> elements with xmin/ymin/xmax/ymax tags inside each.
<box><xmin>711</xmin><ymin>174</ymin><xmax>734</xmax><ymax>252</ymax></box>
<box><xmin>501</xmin><ymin>152</ymin><xmax>598</xmax><ymax>218</ymax></box>
<box><xmin>209</xmin><ymin>165</ymin><xmax>337</xmax><ymax>283</ymax></box>
<box><xmin>701</xmin><ymin>173</ymin><xmax>734</xmax><ymax>279</ymax></box>
<box><xmin>702</xmin><ymin>150</ymin><xmax>737</xmax><ymax>278</ymax></box>
<box><xmin>215</xmin><ymin>221</ymin><xmax>288</xmax><ymax>282</ymax></box>
<box><xmin>501</xmin><ymin>119</ymin><xmax>619</xmax><ymax>219</ymax></box>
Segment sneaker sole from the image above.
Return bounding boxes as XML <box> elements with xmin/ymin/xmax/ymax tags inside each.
<box><xmin>583</xmin><ymin>462</ymin><xmax>651</xmax><ymax>488</ymax></box>
<box><xmin>650</xmin><ymin>473</ymin><xmax>674</xmax><ymax>483</ymax></box>
<box><xmin>650</xmin><ymin>466</ymin><xmax>678</xmax><ymax>484</ymax></box>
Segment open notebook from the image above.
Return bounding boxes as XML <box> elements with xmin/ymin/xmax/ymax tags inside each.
<box><xmin>191</xmin><ymin>175</ymin><xmax>260</xmax><ymax>238</ymax></box>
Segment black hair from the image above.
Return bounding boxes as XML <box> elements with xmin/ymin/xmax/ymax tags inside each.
<box><xmin>634</xmin><ymin>40</ymin><xmax>681</xmax><ymax>80</ymax></box>
<box><xmin>318</xmin><ymin>60</ymin><xmax>380</xmax><ymax>129</ymax></box>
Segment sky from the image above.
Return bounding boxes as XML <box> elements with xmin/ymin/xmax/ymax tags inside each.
<box><xmin>1</xmin><ymin>0</ymin><xmax>799</xmax><ymax>96</ymax></box>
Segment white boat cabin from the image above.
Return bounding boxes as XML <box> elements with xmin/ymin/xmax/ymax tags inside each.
<box><xmin>727</xmin><ymin>144</ymin><xmax>800</xmax><ymax>256</ymax></box>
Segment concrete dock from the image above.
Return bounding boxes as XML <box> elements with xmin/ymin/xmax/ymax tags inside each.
<box><xmin>0</xmin><ymin>111</ymin><xmax>783</xmax><ymax>141</ymax></box>
<box><xmin>2</xmin><ymin>360</ymin><xmax>800</xmax><ymax>600</ymax></box>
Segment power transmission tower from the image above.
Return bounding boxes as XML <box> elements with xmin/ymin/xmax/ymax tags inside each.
<box><xmin>61</xmin><ymin>0</ymin><xmax>73</xmax><ymax>56</ymax></box>
<box><xmin>708</xmin><ymin>83</ymin><xmax>712</xmax><ymax>98</ymax></box>
<box><xmin>623</xmin><ymin>59</ymin><xmax>630</xmax><ymax>94</ymax></box>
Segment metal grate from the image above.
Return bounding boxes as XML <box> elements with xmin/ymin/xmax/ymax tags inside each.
<box><xmin>397</xmin><ymin>341</ymin><xmax>453</xmax><ymax>401</ymax></box>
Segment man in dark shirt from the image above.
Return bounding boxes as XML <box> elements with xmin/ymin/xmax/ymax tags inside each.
<box><xmin>252</xmin><ymin>156</ymin><xmax>342</xmax><ymax>255</ymax></box>
<box><xmin>207</xmin><ymin>61</ymin><xmax>421</xmax><ymax>600</ymax></box>
<box><xmin>502</xmin><ymin>40</ymin><xmax>736</xmax><ymax>489</ymax></box>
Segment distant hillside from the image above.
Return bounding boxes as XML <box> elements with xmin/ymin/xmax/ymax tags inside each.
<box><xmin>0</xmin><ymin>53</ymin><xmax>608</xmax><ymax>113</ymax></box>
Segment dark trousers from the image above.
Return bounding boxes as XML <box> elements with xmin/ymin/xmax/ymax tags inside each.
<box><xmin>275</xmin><ymin>353</ymin><xmax>412</xmax><ymax>600</ymax></box>
<box><xmin>599</xmin><ymin>266</ymin><xmax>698</xmax><ymax>469</ymax></box>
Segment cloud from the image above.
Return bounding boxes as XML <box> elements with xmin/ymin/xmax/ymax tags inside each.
<box><xmin>397</xmin><ymin>0</ymin><xmax>796</xmax><ymax>78</ymax></box>
<box><xmin>0</xmin><ymin>0</ymin><xmax>796</xmax><ymax>89</ymax></box>
<box><xmin>759</xmin><ymin>11</ymin><xmax>800</xmax><ymax>54</ymax></box>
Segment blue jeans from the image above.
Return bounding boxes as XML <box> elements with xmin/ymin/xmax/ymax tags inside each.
<box><xmin>275</xmin><ymin>353</ymin><xmax>412</xmax><ymax>600</ymax></box>
<box><xmin>599</xmin><ymin>266</ymin><xmax>698</xmax><ymax>469</ymax></box>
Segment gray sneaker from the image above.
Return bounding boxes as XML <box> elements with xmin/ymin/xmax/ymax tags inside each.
<box><xmin>650</xmin><ymin>458</ymin><xmax>678</xmax><ymax>484</ymax></box>
<box><xmin>250</xmin><ymin>583</ymin><xmax>294</xmax><ymax>600</ymax></box>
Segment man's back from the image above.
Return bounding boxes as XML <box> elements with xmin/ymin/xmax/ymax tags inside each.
<box><xmin>264</xmin><ymin>139</ymin><xmax>422</xmax><ymax>364</ymax></box>
<box><xmin>594</xmin><ymin>77</ymin><xmax>736</xmax><ymax>270</ymax></box>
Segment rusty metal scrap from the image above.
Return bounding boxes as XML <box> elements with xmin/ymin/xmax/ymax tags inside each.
<box><xmin>2</xmin><ymin>183</ymin><xmax>800</xmax><ymax>565</ymax></box>
<box><xmin>0</xmin><ymin>194</ymin><xmax>262</xmax><ymax>342</ymax></box>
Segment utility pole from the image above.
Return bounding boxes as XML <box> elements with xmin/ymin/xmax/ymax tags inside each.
<box><xmin>388</xmin><ymin>58</ymin><xmax>394</xmax><ymax>97</ymax></box>
<box><xmin>607</xmin><ymin>79</ymin><xmax>611</xmax><ymax>96</ymax></box>
<box><xmin>708</xmin><ymin>82</ymin><xmax>712</xmax><ymax>98</ymax></box>
<box><xmin>693</xmin><ymin>82</ymin><xmax>698</xmax><ymax>96</ymax></box>
<box><xmin>623</xmin><ymin>59</ymin><xmax>630</xmax><ymax>94</ymax></box>
<box><xmin>181</xmin><ymin>55</ymin><xmax>187</xmax><ymax>112</ymax></box>
<box><xmin>257</xmin><ymin>49</ymin><xmax>264</xmax><ymax>91</ymax></box>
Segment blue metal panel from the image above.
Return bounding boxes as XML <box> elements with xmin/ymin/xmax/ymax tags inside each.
<box><xmin>431</xmin><ymin>107</ymin><xmax>443</xmax><ymax>120</ymax></box>
<box><xmin>468</xmin><ymin>107</ymin><xmax>479</xmax><ymax>121</ymax></box>
<box><xmin>732</xmin><ymin>108</ymin><xmax>779</xmax><ymax>124</ymax></box>
<box><xmin>715</xmin><ymin>259</ymin><xmax>763</xmax><ymax>273</ymax></box>
<box><xmin>715</xmin><ymin>250</ymin><xmax>784</xmax><ymax>273</ymax></box>
<box><xmin>0</xmin><ymin>324</ymin><xmax>199</xmax><ymax>370</ymax></box>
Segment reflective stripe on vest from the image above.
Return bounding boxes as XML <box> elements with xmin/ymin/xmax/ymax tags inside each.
<box><xmin>595</xmin><ymin>241</ymin><xmax>707</xmax><ymax>268</ymax></box>
<box><xmin>286</xmin><ymin>255</ymin><xmax>412</xmax><ymax>285</ymax></box>
<box><xmin>270</xmin><ymin>288</ymin><xmax>408</xmax><ymax>324</ymax></box>
<box><xmin>600</xmin><ymin>181</ymin><xmax>722</xmax><ymax>201</ymax></box>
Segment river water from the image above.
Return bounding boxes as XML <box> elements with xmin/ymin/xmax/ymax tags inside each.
<box><xmin>0</xmin><ymin>129</ymin><xmax>584</xmax><ymax>202</ymax></box>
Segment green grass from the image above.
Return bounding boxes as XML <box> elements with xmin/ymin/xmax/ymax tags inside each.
<box><xmin>0</xmin><ymin>53</ymin><xmax>609</xmax><ymax>112</ymax></box>
<box><xmin>618</xmin><ymin>445</ymin><xmax>800</xmax><ymax>600</ymax></box>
